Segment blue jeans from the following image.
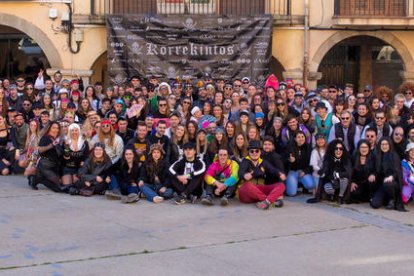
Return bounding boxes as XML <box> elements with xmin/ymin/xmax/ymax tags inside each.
<box><xmin>286</xmin><ymin>170</ymin><xmax>315</xmax><ymax>196</ymax></box>
<box><xmin>140</xmin><ymin>183</ymin><xmax>174</xmax><ymax>202</ymax></box>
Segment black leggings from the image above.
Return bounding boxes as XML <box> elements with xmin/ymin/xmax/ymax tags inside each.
<box><xmin>370</xmin><ymin>180</ymin><xmax>397</xmax><ymax>209</ymax></box>
<box><xmin>34</xmin><ymin>159</ymin><xmax>61</xmax><ymax>192</ymax></box>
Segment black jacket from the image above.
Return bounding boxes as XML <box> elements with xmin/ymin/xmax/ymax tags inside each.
<box><xmin>238</xmin><ymin>156</ymin><xmax>280</xmax><ymax>185</ymax></box>
<box><xmin>139</xmin><ymin>158</ymin><xmax>170</xmax><ymax>184</ymax></box>
<box><xmin>262</xmin><ymin>151</ymin><xmax>285</xmax><ymax>184</ymax></box>
<box><xmin>169</xmin><ymin>156</ymin><xmax>206</xmax><ymax>179</ymax></box>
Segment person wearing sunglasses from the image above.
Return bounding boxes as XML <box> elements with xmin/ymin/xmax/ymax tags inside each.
<box><xmin>309</xmin><ymin>140</ymin><xmax>352</xmax><ymax>204</ymax></box>
<box><xmin>328</xmin><ymin>110</ymin><xmax>358</xmax><ymax>154</ymax></box>
<box><xmin>361</xmin><ymin>110</ymin><xmax>393</xmax><ymax>144</ymax></box>
<box><xmin>238</xmin><ymin>140</ymin><xmax>285</xmax><ymax>210</ymax></box>
<box><xmin>399</xmin><ymin>81</ymin><xmax>414</xmax><ymax>109</ymax></box>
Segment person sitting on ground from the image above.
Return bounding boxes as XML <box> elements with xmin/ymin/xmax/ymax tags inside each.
<box><xmin>401</xmin><ymin>142</ymin><xmax>414</xmax><ymax>205</ymax></box>
<box><xmin>169</xmin><ymin>142</ymin><xmax>206</xmax><ymax>205</ymax></box>
<box><xmin>137</xmin><ymin>143</ymin><xmax>174</xmax><ymax>204</ymax></box>
<box><xmin>369</xmin><ymin>137</ymin><xmax>406</xmax><ymax>211</ymax></box>
<box><xmin>238</xmin><ymin>140</ymin><xmax>286</xmax><ymax>210</ymax></box>
<box><xmin>202</xmin><ymin>148</ymin><xmax>239</xmax><ymax>206</ymax></box>
<box><xmin>309</xmin><ymin>139</ymin><xmax>352</xmax><ymax>204</ymax></box>
<box><xmin>71</xmin><ymin>142</ymin><xmax>112</xmax><ymax>197</ymax></box>
<box><xmin>116</xmin><ymin>147</ymin><xmax>141</xmax><ymax>204</ymax></box>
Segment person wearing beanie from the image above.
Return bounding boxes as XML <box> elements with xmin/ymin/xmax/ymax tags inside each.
<box><xmin>134</xmin><ymin>144</ymin><xmax>174</xmax><ymax>204</ymax></box>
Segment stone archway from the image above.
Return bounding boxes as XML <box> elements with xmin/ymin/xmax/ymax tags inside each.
<box><xmin>309</xmin><ymin>30</ymin><xmax>414</xmax><ymax>74</ymax></box>
<box><xmin>0</xmin><ymin>13</ymin><xmax>63</xmax><ymax>68</ymax></box>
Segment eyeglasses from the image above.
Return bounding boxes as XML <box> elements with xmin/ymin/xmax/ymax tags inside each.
<box><xmin>249</xmin><ymin>149</ymin><xmax>260</xmax><ymax>154</ymax></box>
<box><xmin>335</xmin><ymin>147</ymin><xmax>344</xmax><ymax>151</ymax></box>
<box><xmin>225</xmin><ymin>87</ymin><xmax>233</xmax><ymax>90</ymax></box>
<box><xmin>357</xmin><ymin>96</ymin><xmax>365</xmax><ymax>99</ymax></box>
<box><xmin>101</xmin><ymin>124</ymin><xmax>111</xmax><ymax>128</ymax></box>
<box><xmin>375</xmin><ymin>117</ymin><xmax>385</xmax><ymax>120</ymax></box>
<box><xmin>276</xmin><ymin>102</ymin><xmax>285</xmax><ymax>106</ymax></box>
<box><xmin>234</xmin><ymin>85</ymin><xmax>241</xmax><ymax>88</ymax></box>
<box><xmin>341</xmin><ymin>117</ymin><xmax>350</xmax><ymax>120</ymax></box>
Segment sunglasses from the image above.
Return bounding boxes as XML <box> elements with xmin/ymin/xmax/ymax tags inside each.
<box><xmin>101</xmin><ymin>124</ymin><xmax>111</xmax><ymax>128</ymax></box>
<box><xmin>375</xmin><ymin>117</ymin><xmax>385</xmax><ymax>120</ymax></box>
<box><xmin>335</xmin><ymin>147</ymin><xmax>344</xmax><ymax>151</ymax></box>
<box><xmin>357</xmin><ymin>96</ymin><xmax>365</xmax><ymax>99</ymax></box>
<box><xmin>341</xmin><ymin>117</ymin><xmax>350</xmax><ymax>120</ymax></box>
<box><xmin>183</xmin><ymin>101</ymin><xmax>191</xmax><ymax>105</ymax></box>
<box><xmin>242</xmin><ymin>81</ymin><xmax>249</xmax><ymax>84</ymax></box>
<box><xmin>329</xmin><ymin>90</ymin><xmax>337</xmax><ymax>93</ymax></box>
<box><xmin>16</xmin><ymin>79</ymin><xmax>24</xmax><ymax>82</ymax></box>
<box><xmin>249</xmin><ymin>149</ymin><xmax>260</xmax><ymax>154</ymax></box>
<box><xmin>26</xmin><ymin>87</ymin><xmax>33</xmax><ymax>90</ymax></box>
<box><xmin>276</xmin><ymin>102</ymin><xmax>285</xmax><ymax>106</ymax></box>
<box><xmin>310</xmin><ymin>99</ymin><xmax>318</xmax><ymax>103</ymax></box>
<box><xmin>158</xmin><ymin>104</ymin><xmax>167</xmax><ymax>107</ymax></box>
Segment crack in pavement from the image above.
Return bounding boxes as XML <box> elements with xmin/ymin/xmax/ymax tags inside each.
<box><xmin>0</xmin><ymin>223</ymin><xmax>368</xmax><ymax>271</ymax></box>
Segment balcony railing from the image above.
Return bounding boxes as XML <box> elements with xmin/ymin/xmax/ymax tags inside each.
<box><xmin>334</xmin><ymin>0</ymin><xmax>407</xmax><ymax>17</ymax></box>
<box><xmin>90</xmin><ymin>0</ymin><xmax>291</xmax><ymax>16</ymax></box>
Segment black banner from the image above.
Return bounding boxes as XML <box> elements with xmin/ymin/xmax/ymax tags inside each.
<box><xmin>107</xmin><ymin>14</ymin><xmax>272</xmax><ymax>85</ymax></box>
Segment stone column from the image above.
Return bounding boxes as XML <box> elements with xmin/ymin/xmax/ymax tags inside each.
<box><xmin>359</xmin><ymin>43</ymin><xmax>372</xmax><ymax>92</ymax></box>
<box><xmin>283</xmin><ymin>69</ymin><xmax>304</xmax><ymax>85</ymax></box>
<box><xmin>46</xmin><ymin>69</ymin><xmax>94</xmax><ymax>87</ymax></box>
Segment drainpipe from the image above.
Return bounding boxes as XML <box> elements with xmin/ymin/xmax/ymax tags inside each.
<box><xmin>303</xmin><ymin>0</ymin><xmax>309</xmax><ymax>87</ymax></box>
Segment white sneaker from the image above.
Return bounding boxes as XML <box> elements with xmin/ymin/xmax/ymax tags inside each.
<box><xmin>153</xmin><ymin>196</ymin><xmax>164</xmax><ymax>203</ymax></box>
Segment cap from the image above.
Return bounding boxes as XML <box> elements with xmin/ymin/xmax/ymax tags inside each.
<box><xmin>364</xmin><ymin>85</ymin><xmax>373</xmax><ymax>91</ymax></box>
<box><xmin>93</xmin><ymin>142</ymin><xmax>105</xmax><ymax>149</ymax></box>
<box><xmin>203</xmin><ymin>72</ymin><xmax>212</xmax><ymax>80</ymax></box>
<box><xmin>315</xmin><ymin>102</ymin><xmax>327</xmax><ymax>110</ymax></box>
<box><xmin>191</xmin><ymin>106</ymin><xmax>201</xmax><ymax>116</ymax></box>
<box><xmin>315</xmin><ymin>133</ymin><xmax>326</xmax><ymax>140</ymax></box>
<box><xmin>67</xmin><ymin>102</ymin><xmax>76</xmax><ymax>109</ymax></box>
<box><xmin>32</xmin><ymin>103</ymin><xmax>42</xmax><ymax>110</ymax></box>
<box><xmin>248</xmin><ymin>140</ymin><xmax>262</xmax><ymax>150</ymax></box>
<box><xmin>406</xmin><ymin>142</ymin><xmax>414</xmax><ymax>152</ymax></box>
<box><xmin>59</xmin><ymin>88</ymin><xmax>69</xmax><ymax>95</ymax></box>
<box><xmin>242</xmin><ymin>77</ymin><xmax>250</xmax><ymax>83</ymax></box>
<box><xmin>306</xmin><ymin>91</ymin><xmax>317</xmax><ymax>101</ymax></box>
<box><xmin>7</xmin><ymin>107</ymin><xmax>16</xmax><ymax>112</ymax></box>
<box><xmin>294</xmin><ymin>92</ymin><xmax>303</xmax><ymax>98</ymax></box>
<box><xmin>215</xmin><ymin>126</ymin><xmax>225</xmax><ymax>134</ymax></box>
<box><xmin>183</xmin><ymin>142</ymin><xmax>196</xmax><ymax>150</ymax></box>
<box><xmin>169</xmin><ymin>111</ymin><xmax>181</xmax><ymax>118</ymax></box>
<box><xmin>71</xmin><ymin>79</ymin><xmax>79</xmax><ymax>85</ymax></box>
<box><xmin>240</xmin><ymin>110</ymin><xmax>250</xmax><ymax>117</ymax></box>
<box><xmin>8</xmin><ymin>85</ymin><xmax>17</xmax><ymax>90</ymax></box>
<box><xmin>71</xmin><ymin>91</ymin><xmax>80</xmax><ymax>96</ymax></box>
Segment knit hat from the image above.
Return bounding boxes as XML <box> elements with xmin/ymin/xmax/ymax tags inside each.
<box><xmin>101</xmin><ymin>119</ymin><xmax>111</xmax><ymax>126</ymax></box>
<box><xmin>149</xmin><ymin>143</ymin><xmax>165</xmax><ymax>155</ymax></box>
<box><xmin>255</xmin><ymin>112</ymin><xmax>265</xmax><ymax>119</ymax></box>
<box><xmin>265</xmin><ymin>74</ymin><xmax>279</xmax><ymax>91</ymax></box>
<box><xmin>191</xmin><ymin>106</ymin><xmax>201</xmax><ymax>116</ymax></box>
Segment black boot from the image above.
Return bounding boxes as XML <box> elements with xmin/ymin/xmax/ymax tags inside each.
<box><xmin>60</xmin><ymin>185</ymin><xmax>73</xmax><ymax>193</ymax></box>
<box><xmin>386</xmin><ymin>199</ymin><xmax>395</xmax><ymax>210</ymax></box>
<box><xmin>28</xmin><ymin>175</ymin><xmax>38</xmax><ymax>190</ymax></box>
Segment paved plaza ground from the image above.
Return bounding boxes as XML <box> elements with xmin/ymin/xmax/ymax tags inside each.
<box><xmin>1</xmin><ymin>175</ymin><xmax>414</xmax><ymax>275</ymax></box>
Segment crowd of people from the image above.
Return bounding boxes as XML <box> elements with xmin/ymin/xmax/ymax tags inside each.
<box><xmin>0</xmin><ymin>69</ymin><xmax>413</xmax><ymax>211</ymax></box>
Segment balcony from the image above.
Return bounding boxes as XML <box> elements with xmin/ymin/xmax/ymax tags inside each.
<box><xmin>73</xmin><ymin>0</ymin><xmax>303</xmax><ymax>26</ymax></box>
<box><xmin>333</xmin><ymin>0</ymin><xmax>414</xmax><ymax>27</ymax></box>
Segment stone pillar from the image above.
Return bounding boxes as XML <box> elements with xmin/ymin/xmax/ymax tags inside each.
<box><xmin>283</xmin><ymin>69</ymin><xmax>304</xmax><ymax>85</ymax></box>
<box><xmin>401</xmin><ymin>71</ymin><xmax>414</xmax><ymax>82</ymax></box>
<box><xmin>359</xmin><ymin>43</ymin><xmax>372</xmax><ymax>92</ymax></box>
<box><xmin>307</xmin><ymin>71</ymin><xmax>323</xmax><ymax>90</ymax></box>
<box><xmin>46</xmin><ymin>69</ymin><xmax>94</xmax><ymax>87</ymax></box>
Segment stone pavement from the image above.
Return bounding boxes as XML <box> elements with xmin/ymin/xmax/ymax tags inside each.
<box><xmin>0</xmin><ymin>175</ymin><xmax>413</xmax><ymax>275</ymax></box>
